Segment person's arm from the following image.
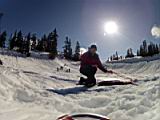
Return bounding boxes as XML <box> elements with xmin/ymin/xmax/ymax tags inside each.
<box><xmin>97</xmin><ymin>56</ymin><xmax>113</xmax><ymax>73</ymax></box>
<box><xmin>97</xmin><ymin>56</ymin><xmax>108</xmax><ymax>73</ymax></box>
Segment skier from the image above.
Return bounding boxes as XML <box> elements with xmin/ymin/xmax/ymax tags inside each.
<box><xmin>79</xmin><ymin>44</ymin><xmax>113</xmax><ymax>87</ymax></box>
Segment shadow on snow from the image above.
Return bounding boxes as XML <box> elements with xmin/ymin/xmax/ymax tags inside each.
<box><xmin>50</xmin><ymin>75</ymin><xmax>76</xmax><ymax>83</ymax></box>
<box><xmin>46</xmin><ymin>77</ymin><xmax>160</xmax><ymax>95</ymax></box>
<box><xmin>46</xmin><ymin>86</ymin><xmax>88</xmax><ymax>95</ymax></box>
<box><xmin>46</xmin><ymin>86</ymin><xmax>116</xmax><ymax>95</ymax></box>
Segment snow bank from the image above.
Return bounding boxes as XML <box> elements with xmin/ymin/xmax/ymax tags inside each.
<box><xmin>0</xmin><ymin>48</ymin><xmax>50</xmax><ymax>59</ymax></box>
<box><xmin>0</xmin><ymin>53</ymin><xmax>159</xmax><ymax>120</ymax></box>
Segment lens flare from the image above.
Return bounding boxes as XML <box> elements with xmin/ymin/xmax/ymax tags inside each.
<box><xmin>151</xmin><ymin>25</ymin><xmax>160</xmax><ymax>38</ymax></box>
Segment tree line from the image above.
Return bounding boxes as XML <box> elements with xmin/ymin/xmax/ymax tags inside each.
<box><xmin>0</xmin><ymin>29</ymin><xmax>81</xmax><ymax>61</ymax></box>
<box><xmin>63</xmin><ymin>36</ymin><xmax>80</xmax><ymax>61</ymax></box>
<box><xmin>137</xmin><ymin>40</ymin><xmax>160</xmax><ymax>57</ymax></box>
<box><xmin>109</xmin><ymin>40</ymin><xmax>160</xmax><ymax>61</ymax></box>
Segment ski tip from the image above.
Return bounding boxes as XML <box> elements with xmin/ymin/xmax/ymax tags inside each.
<box><xmin>130</xmin><ymin>79</ymin><xmax>139</xmax><ymax>86</ymax></box>
<box><xmin>132</xmin><ymin>83</ymin><xmax>139</xmax><ymax>86</ymax></box>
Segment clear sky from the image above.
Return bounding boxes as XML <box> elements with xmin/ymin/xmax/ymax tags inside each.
<box><xmin>0</xmin><ymin>0</ymin><xmax>160</xmax><ymax>60</ymax></box>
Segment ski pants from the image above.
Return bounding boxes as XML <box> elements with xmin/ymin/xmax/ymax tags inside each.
<box><xmin>80</xmin><ymin>65</ymin><xmax>97</xmax><ymax>85</ymax></box>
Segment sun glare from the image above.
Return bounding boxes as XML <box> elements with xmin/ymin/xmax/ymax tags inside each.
<box><xmin>104</xmin><ymin>21</ymin><xmax>118</xmax><ymax>35</ymax></box>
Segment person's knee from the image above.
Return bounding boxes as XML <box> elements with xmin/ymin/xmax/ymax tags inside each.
<box><xmin>80</xmin><ymin>65</ymin><xmax>97</xmax><ymax>76</ymax></box>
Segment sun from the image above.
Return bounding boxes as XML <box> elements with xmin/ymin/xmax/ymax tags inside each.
<box><xmin>104</xmin><ymin>21</ymin><xmax>118</xmax><ymax>35</ymax></box>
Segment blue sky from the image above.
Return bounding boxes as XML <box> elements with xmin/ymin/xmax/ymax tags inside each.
<box><xmin>0</xmin><ymin>0</ymin><xmax>160</xmax><ymax>60</ymax></box>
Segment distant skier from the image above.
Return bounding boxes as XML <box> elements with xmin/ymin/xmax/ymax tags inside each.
<box><xmin>79</xmin><ymin>44</ymin><xmax>113</xmax><ymax>87</ymax></box>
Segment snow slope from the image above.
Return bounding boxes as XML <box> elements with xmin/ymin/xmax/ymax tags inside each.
<box><xmin>0</xmin><ymin>54</ymin><xmax>160</xmax><ymax>120</ymax></box>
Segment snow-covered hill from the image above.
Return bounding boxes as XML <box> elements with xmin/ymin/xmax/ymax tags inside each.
<box><xmin>0</xmin><ymin>53</ymin><xmax>159</xmax><ymax>120</ymax></box>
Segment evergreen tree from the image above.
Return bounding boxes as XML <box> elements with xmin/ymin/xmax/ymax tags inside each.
<box><xmin>47</xmin><ymin>32</ymin><xmax>52</xmax><ymax>52</ymax></box>
<box><xmin>48</xmin><ymin>28</ymin><xmax>58</xmax><ymax>59</ymax></box>
<box><xmin>25</xmin><ymin>33</ymin><xmax>31</xmax><ymax>56</ymax></box>
<box><xmin>142</xmin><ymin>40</ymin><xmax>148</xmax><ymax>56</ymax></box>
<box><xmin>155</xmin><ymin>44</ymin><xmax>159</xmax><ymax>54</ymax></box>
<box><xmin>63</xmin><ymin>37</ymin><xmax>72</xmax><ymax>59</ymax></box>
<box><xmin>112</xmin><ymin>54</ymin><xmax>116</xmax><ymax>60</ymax></box>
<box><xmin>41</xmin><ymin>34</ymin><xmax>47</xmax><ymax>51</ymax></box>
<box><xmin>9</xmin><ymin>31</ymin><xmax>17</xmax><ymax>50</ymax></box>
<box><xmin>110</xmin><ymin>56</ymin><xmax>113</xmax><ymax>61</ymax></box>
<box><xmin>36</xmin><ymin>39</ymin><xmax>43</xmax><ymax>51</ymax></box>
<box><xmin>139</xmin><ymin>40</ymin><xmax>148</xmax><ymax>57</ymax></box>
<box><xmin>148</xmin><ymin>42</ymin><xmax>154</xmax><ymax>56</ymax></box>
<box><xmin>140</xmin><ymin>45</ymin><xmax>145</xmax><ymax>57</ymax></box>
<box><xmin>16</xmin><ymin>30</ymin><xmax>23</xmax><ymax>52</ymax></box>
<box><xmin>73</xmin><ymin>41</ymin><xmax>80</xmax><ymax>61</ymax></box>
<box><xmin>0</xmin><ymin>31</ymin><xmax>7</xmax><ymax>48</ymax></box>
<box><xmin>44</xmin><ymin>34</ymin><xmax>48</xmax><ymax>51</ymax></box>
<box><xmin>52</xmin><ymin>28</ymin><xmax>58</xmax><ymax>56</ymax></box>
<box><xmin>137</xmin><ymin>50</ymin><xmax>140</xmax><ymax>56</ymax></box>
<box><xmin>143</xmin><ymin>40</ymin><xmax>147</xmax><ymax>53</ymax></box>
<box><xmin>68</xmin><ymin>39</ymin><xmax>72</xmax><ymax>59</ymax></box>
<box><xmin>126</xmin><ymin>48</ymin><xmax>134</xmax><ymax>58</ymax></box>
<box><xmin>115</xmin><ymin>51</ymin><xmax>118</xmax><ymax>60</ymax></box>
<box><xmin>138</xmin><ymin>41</ymin><xmax>160</xmax><ymax>57</ymax></box>
<box><xmin>31</xmin><ymin>34</ymin><xmax>37</xmax><ymax>51</ymax></box>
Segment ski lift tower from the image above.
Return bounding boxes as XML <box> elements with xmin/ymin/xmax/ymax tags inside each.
<box><xmin>0</xmin><ymin>12</ymin><xmax>4</xmax><ymax>34</ymax></box>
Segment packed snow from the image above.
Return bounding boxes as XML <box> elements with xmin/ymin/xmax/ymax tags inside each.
<box><xmin>0</xmin><ymin>53</ymin><xmax>160</xmax><ymax>120</ymax></box>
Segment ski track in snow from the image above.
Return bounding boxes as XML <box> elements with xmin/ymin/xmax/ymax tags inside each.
<box><xmin>0</xmin><ymin>54</ymin><xmax>160</xmax><ymax>120</ymax></box>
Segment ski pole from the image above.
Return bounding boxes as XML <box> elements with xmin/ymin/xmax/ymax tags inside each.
<box><xmin>112</xmin><ymin>71</ymin><xmax>134</xmax><ymax>81</ymax></box>
<box><xmin>107</xmin><ymin>71</ymin><xmax>138</xmax><ymax>85</ymax></box>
